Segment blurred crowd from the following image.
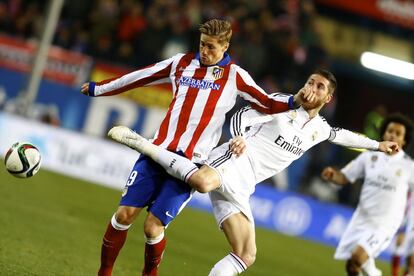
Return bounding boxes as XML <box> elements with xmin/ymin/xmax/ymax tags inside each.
<box><xmin>1</xmin><ymin>0</ymin><xmax>407</xmax><ymax>208</ymax></box>
<box><xmin>0</xmin><ymin>0</ymin><xmax>328</xmax><ymax>94</ymax></box>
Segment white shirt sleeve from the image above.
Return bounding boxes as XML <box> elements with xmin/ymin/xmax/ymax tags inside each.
<box><xmin>341</xmin><ymin>152</ymin><xmax>368</xmax><ymax>183</ymax></box>
<box><xmin>328</xmin><ymin>127</ymin><xmax>379</xmax><ymax>150</ymax></box>
<box><xmin>230</xmin><ymin>106</ymin><xmax>273</xmax><ymax>137</ymax></box>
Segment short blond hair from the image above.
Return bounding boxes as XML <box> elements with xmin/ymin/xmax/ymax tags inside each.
<box><xmin>199</xmin><ymin>19</ymin><xmax>232</xmax><ymax>44</ymax></box>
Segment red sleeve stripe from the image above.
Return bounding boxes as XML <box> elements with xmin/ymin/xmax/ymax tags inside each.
<box><xmin>167</xmin><ymin>66</ymin><xmax>208</xmax><ymax>152</ymax></box>
<box><xmin>184</xmin><ymin>65</ymin><xmax>231</xmax><ymax>158</ymax></box>
<box><xmin>236</xmin><ymin>72</ymin><xmax>289</xmax><ymax>114</ymax></box>
<box><xmin>96</xmin><ymin>63</ymin><xmax>172</xmax><ymax>96</ymax></box>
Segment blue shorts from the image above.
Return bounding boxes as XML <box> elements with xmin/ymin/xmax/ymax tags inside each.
<box><xmin>120</xmin><ymin>153</ymin><xmax>193</xmax><ymax>226</ymax></box>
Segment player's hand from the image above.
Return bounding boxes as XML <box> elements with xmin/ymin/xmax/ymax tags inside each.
<box><xmin>293</xmin><ymin>85</ymin><xmax>315</xmax><ymax>107</ymax></box>
<box><xmin>321</xmin><ymin>166</ymin><xmax>335</xmax><ymax>182</ymax></box>
<box><xmin>81</xmin><ymin>82</ymin><xmax>89</xmax><ymax>95</ymax></box>
<box><xmin>229</xmin><ymin>136</ymin><xmax>246</xmax><ymax>157</ymax></box>
<box><xmin>378</xmin><ymin>141</ymin><xmax>399</xmax><ymax>155</ymax></box>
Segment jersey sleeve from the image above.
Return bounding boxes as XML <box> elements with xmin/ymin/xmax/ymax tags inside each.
<box><xmin>230</xmin><ymin>106</ymin><xmax>273</xmax><ymax>137</ymax></box>
<box><xmin>88</xmin><ymin>54</ymin><xmax>183</xmax><ymax>97</ymax></box>
<box><xmin>409</xmin><ymin>163</ymin><xmax>414</xmax><ymax>189</ymax></box>
<box><xmin>328</xmin><ymin>126</ymin><xmax>379</xmax><ymax>150</ymax></box>
<box><xmin>341</xmin><ymin>152</ymin><xmax>368</xmax><ymax>183</ymax></box>
<box><xmin>235</xmin><ymin>67</ymin><xmax>295</xmax><ymax>113</ymax></box>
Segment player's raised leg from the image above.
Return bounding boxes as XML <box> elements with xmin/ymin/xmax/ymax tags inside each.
<box><xmin>99</xmin><ymin>206</ymin><xmax>141</xmax><ymax>276</ymax></box>
<box><xmin>209</xmin><ymin>213</ymin><xmax>255</xmax><ymax>276</ymax></box>
<box><xmin>108</xmin><ymin>126</ymin><xmax>221</xmax><ymax>193</ymax></box>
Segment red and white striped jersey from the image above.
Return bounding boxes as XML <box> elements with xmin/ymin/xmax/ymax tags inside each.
<box><xmin>88</xmin><ymin>52</ymin><xmax>294</xmax><ymax>162</ymax></box>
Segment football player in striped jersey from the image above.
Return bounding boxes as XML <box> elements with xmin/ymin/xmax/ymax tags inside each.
<box><xmin>322</xmin><ymin>114</ymin><xmax>414</xmax><ymax>276</ymax></box>
<box><xmin>108</xmin><ymin>69</ymin><xmax>399</xmax><ymax>275</ymax></box>
<box><xmin>81</xmin><ymin>19</ymin><xmax>310</xmax><ymax>276</ymax></box>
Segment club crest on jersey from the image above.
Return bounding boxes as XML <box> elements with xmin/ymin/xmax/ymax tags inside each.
<box><xmin>371</xmin><ymin>155</ymin><xmax>378</xmax><ymax>162</ymax></box>
<box><xmin>396</xmin><ymin>169</ymin><xmax>402</xmax><ymax>177</ymax></box>
<box><xmin>312</xmin><ymin>131</ymin><xmax>318</xmax><ymax>141</ymax></box>
<box><xmin>288</xmin><ymin>110</ymin><xmax>297</xmax><ymax>124</ymax></box>
<box><xmin>212</xmin><ymin>66</ymin><xmax>224</xmax><ymax>80</ymax></box>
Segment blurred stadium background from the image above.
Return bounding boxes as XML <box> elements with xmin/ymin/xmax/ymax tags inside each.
<box><xmin>0</xmin><ymin>0</ymin><xmax>413</xmax><ymax>275</ymax></box>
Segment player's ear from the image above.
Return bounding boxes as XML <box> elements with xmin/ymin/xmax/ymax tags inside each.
<box><xmin>325</xmin><ymin>94</ymin><xmax>333</xmax><ymax>104</ymax></box>
<box><xmin>223</xmin><ymin>42</ymin><xmax>229</xmax><ymax>52</ymax></box>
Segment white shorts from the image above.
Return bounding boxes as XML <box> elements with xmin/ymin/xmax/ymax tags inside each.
<box><xmin>206</xmin><ymin>143</ymin><xmax>256</xmax><ymax>228</ymax></box>
<box><xmin>335</xmin><ymin>215</ymin><xmax>394</xmax><ymax>259</ymax></box>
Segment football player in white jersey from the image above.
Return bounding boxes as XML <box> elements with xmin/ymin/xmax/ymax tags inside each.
<box><xmin>321</xmin><ymin>113</ymin><xmax>414</xmax><ymax>276</ymax></box>
<box><xmin>108</xmin><ymin>69</ymin><xmax>399</xmax><ymax>275</ymax></box>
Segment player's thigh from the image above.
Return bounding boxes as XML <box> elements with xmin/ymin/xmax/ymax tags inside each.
<box><xmin>120</xmin><ymin>155</ymin><xmax>164</xmax><ymax>208</ymax></box>
<box><xmin>148</xmin><ymin>174</ymin><xmax>193</xmax><ymax>226</ymax></box>
<box><xmin>221</xmin><ymin>213</ymin><xmax>256</xmax><ymax>254</ymax></box>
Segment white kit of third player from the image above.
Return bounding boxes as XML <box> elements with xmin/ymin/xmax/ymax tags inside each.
<box><xmin>334</xmin><ymin>150</ymin><xmax>414</xmax><ymax>259</ymax></box>
<box><xmin>206</xmin><ymin>103</ymin><xmax>380</xmax><ymax>226</ymax></box>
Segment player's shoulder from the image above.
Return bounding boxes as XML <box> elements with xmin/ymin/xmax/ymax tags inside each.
<box><xmin>315</xmin><ymin>115</ymin><xmax>332</xmax><ymax>129</ymax></box>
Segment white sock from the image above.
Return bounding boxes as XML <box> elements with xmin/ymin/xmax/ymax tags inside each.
<box><xmin>145</xmin><ymin>232</ymin><xmax>165</xmax><ymax>245</ymax></box>
<box><xmin>111</xmin><ymin>214</ymin><xmax>131</xmax><ymax>230</ymax></box>
<box><xmin>154</xmin><ymin>149</ymin><xmax>199</xmax><ymax>182</ymax></box>
<box><xmin>208</xmin><ymin>253</ymin><xmax>247</xmax><ymax>276</ymax></box>
<box><xmin>361</xmin><ymin>258</ymin><xmax>382</xmax><ymax>276</ymax></box>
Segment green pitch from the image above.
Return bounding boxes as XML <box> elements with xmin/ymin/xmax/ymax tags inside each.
<box><xmin>0</xmin><ymin>167</ymin><xmax>391</xmax><ymax>276</ymax></box>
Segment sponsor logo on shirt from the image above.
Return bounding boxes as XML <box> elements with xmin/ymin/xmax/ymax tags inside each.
<box><xmin>179</xmin><ymin>76</ymin><xmax>221</xmax><ymax>90</ymax></box>
<box><xmin>274</xmin><ymin>134</ymin><xmax>305</xmax><ymax>156</ymax></box>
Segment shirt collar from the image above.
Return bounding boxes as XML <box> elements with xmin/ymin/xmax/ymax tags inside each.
<box><xmin>195</xmin><ymin>52</ymin><xmax>231</xmax><ymax>67</ymax></box>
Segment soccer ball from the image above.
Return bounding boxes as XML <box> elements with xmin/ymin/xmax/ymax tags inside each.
<box><xmin>4</xmin><ymin>142</ymin><xmax>41</xmax><ymax>178</ymax></box>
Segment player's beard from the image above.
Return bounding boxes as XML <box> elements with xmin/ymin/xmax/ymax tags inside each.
<box><xmin>302</xmin><ymin>98</ymin><xmax>324</xmax><ymax>110</ymax></box>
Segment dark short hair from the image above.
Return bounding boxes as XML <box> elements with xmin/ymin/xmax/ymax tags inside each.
<box><xmin>379</xmin><ymin>113</ymin><xmax>413</xmax><ymax>150</ymax></box>
<box><xmin>313</xmin><ymin>69</ymin><xmax>337</xmax><ymax>94</ymax></box>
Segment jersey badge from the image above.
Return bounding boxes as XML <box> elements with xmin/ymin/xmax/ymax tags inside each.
<box><xmin>395</xmin><ymin>169</ymin><xmax>402</xmax><ymax>177</ymax></box>
<box><xmin>288</xmin><ymin>110</ymin><xmax>297</xmax><ymax>124</ymax></box>
<box><xmin>312</xmin><ymin>131</ymin><xmax>318</xmax><ymax>141</ymax></box>
<box><xmin>371</xmin><ymin>155</ymin><xmax>378</xmax><ymax>162</ymax></box>
<box><xmin>212</xmin><ymin>66</ymin><xmax>224</xmax><ymax>80</ymax></box>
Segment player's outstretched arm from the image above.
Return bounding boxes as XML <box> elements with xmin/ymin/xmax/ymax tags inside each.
<box><xmin>321</xmin><ymin>166</ymin><xmax>349</xmax><ymax>185</ymax></box>
<box><xmin>107</xmin><ymin>126</ymin><xmax>221</xmax><ymax>193</ymax></box>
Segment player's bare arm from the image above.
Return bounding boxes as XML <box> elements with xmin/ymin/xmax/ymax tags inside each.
<box><xmin>321</xmin><ymin>167</ymin><xmax>349</xmax><ymax>185</ymax></box>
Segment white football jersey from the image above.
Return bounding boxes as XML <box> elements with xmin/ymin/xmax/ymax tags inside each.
<box><xmin>222</xmin><ymin>104</ymin><xmax>379</xmax><ymax>184</ymax></box>
<box><xmin>89</xmin><ymin>53</ymin><xmax>293</xmax><ymax>163</ymax></box>
<box><xmin>206</xmin><ymin>103</ymin><xmax>381</xmax><ymax>227</ymax></box>
<box><xmin>341</xmin><ymin>150</ymin><xmax>414</xmax><ymax>231</ymax></box>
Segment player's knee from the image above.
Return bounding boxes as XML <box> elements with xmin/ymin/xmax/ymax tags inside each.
<box><xmin>190</xmin><ymin>169</ymin><xmax>220</xmax><ymax>193</ymax></box>
<box><xmin>193</xmin><ymin>179</ymin><xmax>214</xmax><ymax>193</ymax></box>
<box><xmin>143</xmin><ymin>218</ymin><xmax>164</xmax><ymax>238</ymax></box>
<box><xmin>115</xmin><ymin>206</ymin><xmax>138</xmax><ymax>225</ymax></box>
